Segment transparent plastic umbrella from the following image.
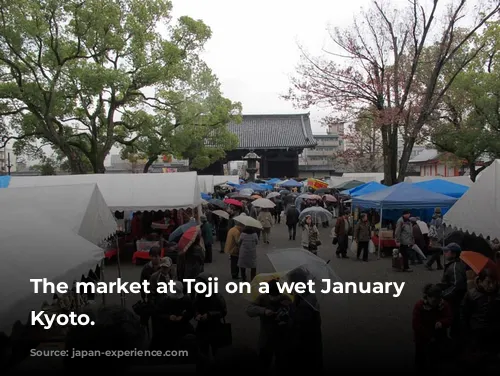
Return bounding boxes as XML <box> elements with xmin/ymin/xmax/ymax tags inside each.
<box><xmin>267</xmin><ymin>248</ymin><xmax>343</xmax><ymax>310</ymax></box>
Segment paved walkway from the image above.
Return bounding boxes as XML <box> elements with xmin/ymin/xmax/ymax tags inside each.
<box><xmin>107</xmin><ymin>221</ymin><xmax>439</xmax><ymax>371</ymax></box>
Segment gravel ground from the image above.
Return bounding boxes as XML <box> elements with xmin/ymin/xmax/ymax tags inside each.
<box><xmin>105</xmin><ymin>222</ymin><xmax>440</xmax><ymax>372</ymax></box>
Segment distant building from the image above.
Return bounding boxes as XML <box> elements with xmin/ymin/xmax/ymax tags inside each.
<box><xmin>409</xmin><ymin>149</ymin><xmax>461</xmax><ymax>177</ymax></box>
<box><xmin>299</xmin><ymin>122</ymin><xmax>343</xmax><ymax>178</ymax></box>
<box><xmin>0</xmin><ymin>146</ymin><xmax>17</xmax><ymax>174</ymax></box>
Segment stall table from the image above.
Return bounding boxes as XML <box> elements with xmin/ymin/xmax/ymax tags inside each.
<box><xmin>371</xmin><ymin>235</ymin><xmax>397</xmax><ymax>257</ymax></box>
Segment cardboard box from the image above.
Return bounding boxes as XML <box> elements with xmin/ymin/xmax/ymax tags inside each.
<box><xmin>380</xmin><ymin>230</ymin><xmax>393</xmax><ymax>239</ymax></box>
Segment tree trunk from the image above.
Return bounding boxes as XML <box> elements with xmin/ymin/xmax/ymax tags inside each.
<box><xmin>381</xmin><ymin>124</ymin><xmax>399</xmax><ymax>185</ymax></box>
<box><xmin>61</xmin><ymin>146</ymin><xmax>86</xmax><ymax>174</ymax></box>
<box><xmin>143</xmin><ymin>156</ymin><xmax>157</xmax><ymax>173</ymax></box>
<box><xmin>397</xmin><ymin>136</ymin><xmax>416</xmax><ymax>183</ymax></box>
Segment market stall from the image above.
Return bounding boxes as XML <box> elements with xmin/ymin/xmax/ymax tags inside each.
<box><xmin>353</xmin><ymin>183</ymin><xmax>458</xmax><ymax>258</ymax></box>
<box><xmin>444</xmin><ymin>160</ymin><xmax>500</xmax><ymax>240</ymax></box>
<box><xmin>0</xmin><ymin>184</ymin><xmax>116</xmax><ymax>247</ymax></box>
<box><xmin>0</xmin><ymin>214</ymin><xmax>104</xmax><ymax>337</ymax></box>
<box><xmin>342</xmin><ymin>181</ymin><xmax>387</xmax><ymax>197</ymax></box>
<box><xmin>5</xmin><ymin>171</ymin><xmax>202</xmax><ymax>211</ymax></box>
<box><xmin>412</xmin><ymin>179</ymin><xmax>469</xmax><ymax>198</ymax></box>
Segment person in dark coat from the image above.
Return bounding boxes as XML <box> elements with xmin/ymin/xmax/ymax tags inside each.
<box><xmin>438</xmin><ymin>243</ymin><xmax>466</xmax><ymax>340</ymax></box>
<box><xmin>273</xmin><ymin>199</ymin><xmax>283</xmax><ymax>224</ymax></box>
<box><xmin>412</xmin><ymin>284</ymin><xmax>452</xmax><ymax>372</ymax></box>
<box><xmin>285</xmin><ymin>204</ymin><xmax>300</xmax><ymax>240</ymax></box>
<box><xmin>194</xmin><ymin>272</ymin><xmax>228</xmax><ymax>358</ymax></box>
<box><xmin>177</xmin><ymin>232</ymin><xmax>205</xmax><ymax>292</ymax></box>
<box><xmin>334</xmin><ymin>211</ymin><xmax>350</xmax><ymax>258</ymax></box>
<box><xmin>461</xmin><ymin>268</ymin><xmax>500</xmax><ymax>367</ymax></box>
<box><xmin>218</xmin><ymin>217</ymin><xmax>229</xmax><ymax>254</ymax></box>
<box><xmin>200</xmin><ymin>215</ymin><xmax>214</xmax><ymax>263</ymax></box>
<box><xmin>288</xmin><ymin>268</ymin><xmax>323</xmax><ymax>372</ymax></box>
<box><xmin>150</xmin><ymin>281</ymin><xmax>195</xmax><ymax>353</ymax></box>
<box><xmin>139</xmin><ymin>246</ymin><xmax>161</xmax><ymax>301</ymax></box>
<box><xmin>246</xmin><ymin>279</ymin><xmax>292</xmax><ymax>372</ymax></box>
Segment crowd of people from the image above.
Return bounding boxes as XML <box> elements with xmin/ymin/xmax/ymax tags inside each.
<box><xmin>5</xmin><ymin>184</ymin><xmax>500</xmax><ymax>373</ymax></box>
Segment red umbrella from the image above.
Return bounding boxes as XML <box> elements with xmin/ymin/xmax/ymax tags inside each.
<box><xmin>224</xmin><ymin>198</ymin><xmax>243</xmax><ymax>207</ymax></box>
<box><xmin>177</xmin><ymin>226</ymin><xmax>201</xmax><ymax>254</ymax></box>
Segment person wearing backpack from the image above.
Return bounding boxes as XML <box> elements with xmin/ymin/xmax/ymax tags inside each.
<box><xmin>425</xmin><ymin>208</ymin><xmax>444</xmax><ymax>271</ymax></box>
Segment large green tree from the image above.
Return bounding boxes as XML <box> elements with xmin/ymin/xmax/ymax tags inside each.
<box><xmin>430</xmin><ymin>21</ymin><xmax>500</xmax><ymax>181</ymax></box>
<box><xmin>0</xmin><ymin>0</ymin><xmax>240</xmax><ymax>173</ymax></box>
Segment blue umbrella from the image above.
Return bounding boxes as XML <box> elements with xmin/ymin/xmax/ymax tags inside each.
<box><xmin>209</xmin><ymin>198</ymin><xmax>226</xmax><ymax>209</ymax></box>
<box><xmin>281</xmin><ymin>179</ymin><xmax>302</xmax><ymax>188</ymax></box>
<box><xmin>240</xmin><ymin>183</ymin><xmax>266</xmax><ymax>191</ymax></box>
<box><xmin>168</xmin><ymin>219</ymin><xmax>198</xmax><ymax>242</ymax></box>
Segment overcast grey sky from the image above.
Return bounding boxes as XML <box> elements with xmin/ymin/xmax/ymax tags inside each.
<box><xmin>171</xmin><ymin>0</ymin><xmax>371</xmax><ymax>134</ymax></box>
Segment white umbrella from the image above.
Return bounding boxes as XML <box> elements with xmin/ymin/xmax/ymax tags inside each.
<box><xmin>233</xmin><ymin>214</ymin><xmax>263</xmax><ymax>229</ymax></box>
<box><xmin>252</xmin><ymin>198</ymin><xmax>276</xmax><ymax>209</ymax></box>
<box><xmin>417</xmin><ymin>220</ymin><xmax>429</xmax><ymax>235</ymax></box>
<box><xmin>299</xmin><ymin>207</ymin><xmax>333</xmax><ymax>222</ymax></box>
<box><xmin>239</xmin><ymin>188</ymin><xmax>254</xmax><ymax>196</ymax></box>
<box><xmin>212</xmin><ymin>210</ymin><xmax>229</xmax><ymax>220</ymax></box>
<box><xmin>267</xmin><ymin>192</ymin><xmax>280</xmax><ymax>199</ymax></box>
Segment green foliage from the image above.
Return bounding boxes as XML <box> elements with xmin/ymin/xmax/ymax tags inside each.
<box><xmin>0</xmin><ymin>0</ymin><xmax>240</xmax><ymax>173</ymax></box>
<box><xmin>431</xmin><ymin>21</ymin><xmax>500</xmax><ymax>174</ymax></box>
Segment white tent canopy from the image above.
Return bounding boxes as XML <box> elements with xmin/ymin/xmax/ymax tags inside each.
<box><xmin>0</xmin><ymin>184</ymin><xmax>116</xmax><ymax>245</ymax></box>
<box><xmin>213</xmin><ymin>175</ymin><xmax>239</xmax><ymax>186</ymax></box>
<box><xmin>405</xmin><ymin>175</ymin><xmax>474</xmax><ymax>187</ymax></box>
<box><xmin>8</xmin><ymin>172</ymin><xmax>201</xmax><ymax>211</ymax></box>
<box><xmin>444</xmin><ymin>160</ymin><xmax>500</xmax><ymax>240</ymax></box>
<box><xmin>198</xmin><ymin>175</ymin><xmax>214</xmax><ymax>193</ymax></box>
<box><xmin>0</xmin><ymin>215</ymin><xmax>103</xmax><ymax>334</ymax></box>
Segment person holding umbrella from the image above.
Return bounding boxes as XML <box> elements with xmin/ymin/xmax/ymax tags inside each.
<box><xmin>257</xmin><ymin>208</ymin><xmax>273</xmax><ymax>244</ymax></box>
<box><xmin>200</xmin><ymin>215</ymin><xmax>214</xmax><ymax>264</ymax></box>
<box><xmin>177</xmin><ymin>226</ymin><xmax>205</xmax><ymax>294</ymax></box>
<box><xmin>225</xmin><ymin>221</ymin><xmax>244</xmax><ymax>279</ymax></box>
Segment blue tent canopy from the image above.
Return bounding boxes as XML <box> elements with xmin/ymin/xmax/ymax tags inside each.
<box><xmin>352</xmin><ymin>182</ymin><xmax>457</xmax><ymax>210</ymax></box>
<box><xmin>0</xmin><ymin>176</ymin><xmax>10</xmax><ymax>188</ymax></box>
<box><xmin>281</xmin><ymin>179</ymin><xmax>302</xmax><ymax>188</ymax></box>
<box><xmin>239</xmin><ymin>182</ymin><xmax>271</xmax><ymax>191</ymax></box>
<box><xmin>346</xmin><ymin>181</ymin><xmax>387</xmax><ymax>197</ymax></box>
<box><xmin>412</xmin><ymin>179</ymin><xmax>469</xmax><ymax>198</ymax></box>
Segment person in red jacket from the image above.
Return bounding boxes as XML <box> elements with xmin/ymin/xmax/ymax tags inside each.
<box><xmin>412</xmin><ymin>284</ymin><xmax>452</xmax><ymax>372</ymax></box>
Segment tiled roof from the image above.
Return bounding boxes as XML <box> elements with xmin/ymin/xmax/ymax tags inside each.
<box><xmin>228</xmin><ymin>114</ymin><xmax>317</xmax><ymax>149</ymax></box>
<box><xmin>409</xmin><ymin>149</ymin><xmax>439</xmax><ymax>163</ymax></box>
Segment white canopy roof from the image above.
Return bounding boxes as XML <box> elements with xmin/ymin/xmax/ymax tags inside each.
<box><xmin>8</xmin><ymin>172</ymin><xmax>201</xmax><ymax>211</ymax></box>
<box><xmin>198</xmin><ymin>175</ymin><xmax>214</xmax><ymax>193</ymax></box>
<box><xmin>0</xmin><ymin>215</ymin><xmax>103</xmax><ymax>334</ymax></box>
<box><xmin>213</xmin><ymin>175</ymin><xmax>239</xmax><ymax>186</ymax></box>
<box><xmin>405</xmin><ymin>175</ymin><xmax>474</xmax><ymax>187</ymax></box>
<box><xmin>444</xmin><ymin>160</ymin><xmax>500</xmax><ymax>240</ymax></box>
<box><xmin>0</xmin><ymin>184</ymin><xmax>116</xmax><ymax>245</ymax></box>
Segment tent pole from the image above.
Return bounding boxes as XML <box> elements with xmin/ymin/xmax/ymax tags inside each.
<box><xmin>100</xmin><ymin>258</ymin><xmax>106</xmax><ymax>306</ymax></box>
<box><xmin>378</xmin><ymin>207</ymin><xmax>383</xmax><ymax>260</ymax></box>
<box><xmin>115</xmin><ymin>236</ymin><xmax>126</xmax><ymax>308</ymax></box>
